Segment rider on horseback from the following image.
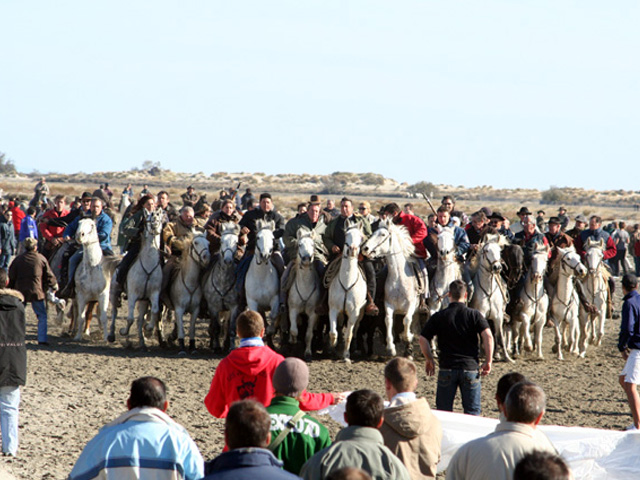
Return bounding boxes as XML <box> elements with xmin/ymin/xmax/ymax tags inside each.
<box><xmin>322</xmin><ymin>197</ymin><xmax>378</xmax><ymax>316</ymax></box>
<box><xmin>204</xmin><ymin>199</ymin><xmax>244</xmax><ymax>260</ymax></box>
<box><xmin>112</xmin><ymin>194</ymin><xmax>156</xmax><ymax>301</ymax></box>
<box><xmin>381</xmin><ymin>202</ymin><xmax>430</xmax><ymax>314</ymax></box>
<box><xmin>59</xmin><ymin>196</ymin><xmax>114</xmax><ymax>298</ymax></box>
<box><xmin>235</xmin><ymin>193</ymin><xmax>285</xmax><ymax>307</ymax></box>
<box><xmin>39</xmin><ymin>194</ymin><xmax>70</xmax><ymax>261</ymax></box>
<box><xmin>281</xmin><ymin>195</ymin><xmax>330</xmax><ymax>314</ymax></box>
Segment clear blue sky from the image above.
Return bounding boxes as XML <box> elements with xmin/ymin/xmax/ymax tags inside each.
<box><xmin>1</xmin><ymin>1</ymin><xmax>638</xmax><ymax>190</ymax></box>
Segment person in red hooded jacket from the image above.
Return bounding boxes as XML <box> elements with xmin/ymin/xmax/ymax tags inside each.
<box><xmin>204</xmin><ymin>310</ymin><xmax>345</xmax><ymax>419</ymax></box>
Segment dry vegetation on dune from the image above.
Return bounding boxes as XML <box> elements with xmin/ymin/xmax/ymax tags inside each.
<box><xmin>2</xmin><ymin>169</ymin><xmax>640</xmax><ymax>224</ymax></box>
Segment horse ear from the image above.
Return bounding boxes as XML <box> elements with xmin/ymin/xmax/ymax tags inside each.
<box><xmin>598</xmin><ymin>238</ymin><xmax>604</xmax><ymax>248</ymax></box>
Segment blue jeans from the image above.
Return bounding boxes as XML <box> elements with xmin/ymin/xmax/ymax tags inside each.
<box><xmin>31</xmin><ymin>300</ymin><xmax>48</xmax><ymax>343</ymax></box>
<box><xmin>68</xmin><ymin>250</ymin><xmax>83</xmax><ymax>283</ymax></box>
<box><xmin>436</xmin><ymin>368</ymin><xmax>482</xmax><ymax>415</ymax></box>
<box><xmin>0</xmin><ymin>253</ymin><xmax>11</xmax><ymax>270</ymax></box>
<box><xmin>0</xmin><ymin>386</ymin><xmax>20</xmax><ymax>455</ymax></box>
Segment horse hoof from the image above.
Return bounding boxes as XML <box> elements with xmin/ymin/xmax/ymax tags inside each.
<box><xmin>342</xmin><ymin>357</ymin><xmax>352</xmax><ymax>364</ymax></box>
<box><xmin>178</xmin><ymin>350</ymin><xmax>187</xmax><ymax>357</ymax></box>
<box><xmin>304</xmin><ymin>353</ymin><xmax>313</xmax><ymax>362</ymax></box>
<box><xmin>107</xmin><ymin>334</ymin><xmax>116</xmax><ymax>343</ymax></box>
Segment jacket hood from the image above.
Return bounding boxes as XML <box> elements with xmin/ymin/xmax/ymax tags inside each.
<box><xmin>383</xmin><ymin>397</ymin><xmax>435</xmax><ymax>439</ymax></box>
<box><xmin>207</xmin><ymin>448</ymin><xmax>282</xmax><ymax>472</ymax></box>
<box><xmin>225</xmin><ymin>345</ymin><xmax>282</xmax><ymax>376</ymax></box>
<box><xmin>0</xmin><ymin>288</ymin><xmax>25</xmax><ymax>310</ymax></box>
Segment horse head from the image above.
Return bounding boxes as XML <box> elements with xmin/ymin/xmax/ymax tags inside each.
<box><xmin>529</xmin><ymin>241</ymin><xmax>550</xmax><ymax>282</ymax></box>
<box><xmin>437</xmin><ymin>227</ymin><xmax>456</xmax><ymax>259</ymax></box>
<box><xmin>76</xmin><ymin>218</ymin><xmax>98</xmax><ymax>246</ymax></box>
<box><xmin>190</xmin><ymin>234</ymin><xmax>211</xmax><ymax>268</ymax></box>
<box><xmin>557</xmin><ymin>246</ymin><xmax>587</xmax><ymax>278</ymax></box>
<box><xmin>219</xmin><ymin>222</ymin><xmax>240</xmax><ymax>265</ymax></box>
<box><xmin>343</xmin><ymin>220</ymin><xmax>363</xmax><ymax>258</ymax></box>
<box><xmin>144</xmin><ymin>208</ymin><xmax>164</xmax><ymax>237</ymax></box>
<box><xmin>584</xmin><ymin>238</ymin><xmax>605</xmax><ymax>275</ymax></box>
<box><xmin>255</xmin><ymin>219</ymin><xmax>275</xmax><ymax>264</ymax></box>
<box><xmin>296</xmin><ymin>227</ymin><xmax>315</xmax><ymax>266</ymax></box>
<box><xmin>361</xmin><ymin>220</ymin><xmax>391</xmax><ymax>259</ymax></box>
<box><xmin>480</xmin><ymin>234</ymin><xmax>503</xmax><ymax>273</ymax></box>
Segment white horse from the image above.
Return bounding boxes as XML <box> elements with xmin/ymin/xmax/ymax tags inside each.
<box><xmin>428</xmin><ymin>227</ymin><xmax>462</xmax><ymax>316</ymax></box>
<box><xmin>119</xmin><ymin>193</ymin><xmax>131</xmax><ymax>215</ymax></box>
<box><xmin>469</xmin><ymin>233</ymin><xmax>512</xmax><ymax>362</ymax></box>
<box><xmin>288</xmin><ymin>228</ymin><xmax>322</xmax><ymax>360</ymax></box>
<box><xmin>361</xmin><ymin>218</ymin><xmax>421</xmax><ymax>357</ymax></box>
<box><xmin>110</xmin><ymin>208</ymin><xmax>164</xmax><ymax>348</ymax></box>
<box><xmin>549</xmin><ymin>246</ymin><xmax>587</xmax><ymax>360</ymax></box>
<box><xmin>202</xmin><ymin>222</ymin><xmax>241</xmax><ymax>352</ymax></box>
<box><xmin>245</xmin><ymin>219</ymin><xmax>280</xmax><ymax>335</ymax></box>
<box><xmin>579</xmin><ymin>238</ymin><xmax>609</xmax><ymax>356</ymax></box>
<box><xmin>71</xmin><ymin>218</ymin><xmax>120</xmax><ymax>341</ymax></box>
<box><xmin>511</xmin><ymin>242</ymin><xmax>549</xmax><ymax>359</ymax></box>
<box><xmin>328</xmin><ymin>221</ymin><xmax>367</xmax><ymax>362</ymax></box>
<box><xmin>168</xmin><ymin>234</ymin><xmax>210</xmax><ymax>354</ymax></box>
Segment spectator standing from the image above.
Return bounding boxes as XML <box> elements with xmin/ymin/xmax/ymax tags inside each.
<box><xmin>0</xmin><ymin>210</ymin><xmax>17</xmax><ymax>270</ymax></box>
<box><xmin>267</xmin><ymin>358</ymin><xmax>331</xmax><ymax>475</ymax></box>
<box><xmin>203</xmin><ymin>400</ymin><xmax>299</xmax><ymax>479</ymax></box>
<box><xmin>445</xmin><ymin>382</ymin><xmax>556</xmax><ymax>480</ymax></box>
<box><xmin>379</xmin><ymin>357</ymin><xmax>442</xmax><ymax>480</ymax></box>
<box><xmin>300</xmin><ymin>390</ymin><xmax>411</xmax><ymax>480</ymax></box>
<box><xmin>618</xmin><ymin>273</ymin><xmax>640</xmax><ymax>430</ymax></box>
<box><xmin>204</xmin><ymin>311</ymin><xmax>341</xmax><ymax>419</ymax></box>
<box><xmin>0</xmin><ymin>268</ymin><xmax>26</xmax><ymax>457</ymax></box>
<box><xmin>419</xmin><ymin>280</ymin><xmax>493</xmax><ymax>415</ymax></box>
<box><xmin>557</xmin><ymin>207</ymin><xmax>570</xmax><ymax>231</ymax></box>
<box><xmin>18</xmin><ymin>206</ymin><xmax>38</xmax><ymax>254</ymax></box>
<box><xmin>612</xmin><ymin>221</ymin><xmax>630</xmax><ymax>276</ymax></box>
<box><xmin>69</xmin><ymin>377</ymin><xmax>204</xmax><ymax>480</ymax></box>
<box><xmin>631</xmin><ymin>224</ymin><xmax>640</xmax><ymax>276</ymax></box>
<box><xmin>8</xmin><ymin>238</ymin><xmax>57</xmax><ymax>345</ymax></box>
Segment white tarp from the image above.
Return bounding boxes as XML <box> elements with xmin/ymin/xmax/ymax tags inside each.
<box><xmin>316</xmin><ymin>402</ymin><xmax>640</xmax><ymax>479</ymax></box>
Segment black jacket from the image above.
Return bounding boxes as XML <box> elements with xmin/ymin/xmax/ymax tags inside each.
<box><xmin>0</xmin><ymin>288</ymin><xmax>27</xmax><ymax>387</ymax></box>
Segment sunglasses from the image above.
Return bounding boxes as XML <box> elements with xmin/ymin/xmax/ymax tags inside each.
<box><xmin>358</xmin><ymin>207</ymin><xmax>367</xmax><ymax>211</ymax></box>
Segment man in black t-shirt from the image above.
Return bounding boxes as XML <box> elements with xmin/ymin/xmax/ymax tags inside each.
<box><xmin>418</xmin><ymin>280</ymin><xmax>493</xmax><ymax>415</ymax></box>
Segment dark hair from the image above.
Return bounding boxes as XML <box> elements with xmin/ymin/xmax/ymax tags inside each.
<box><xmin>345</xmin><ymin>390</ymin><xmax>383</xmax><ymax>427</ymax></box>
<box><xmin>0</xmin><ymin>268</ymin><xmax>7</xmax><ymax>287</ymax></box>
<box><xmin>383</xmin><ymin>203</ymin><xmax>401</xmax><ymax>216</ymax></box>
<box><xmin>236</xmin><ymin>310</ymin><xmax>264</xmax><ymax>338</ymax></box>
<box><xmin>514</xmin><ymin>451</ymin><xmax>571</xmax><ymax>480</ymax></box>
<box><xmin>442</xmin><ymin>195</ymin><xmax>455</xmax><ymax>204</ymax></box>
<box><xmin>27</xmin><ymin>206</ymin><xmax>36</xmax><ymax>216</ymax></box>
<box><xmin>384</xmin><ymin>357</ymin><xmax>417</xmax><ymax>393</ymax></box>
<box><xmin>132</xmin><ymin>194</ymin><xmax>155</xmax><ymax>214</ymax></box>
<box><xmin>496</xmin><ymin>372</ymin><xmax>527</xmax><ymax>405</ymax></box>
<box><xmin>158</xmin><ymin>190</ymin><xmax>169</xmax><ymax>198</ymax></box>
<box><xmin>437</xmin><ymin>205</ymin><xmax>449</xmax><ymax>214</ymax></box>
<box><xmin>326</xmin><ymin>467</ymin><xmax>373</xmax><ymax>480</ymax></box>
<box><xmin>590</xmin><ymin>215</ymin><xmax>601</xmax><ymax>225</ymax></box>
<box><xmin>226</xmin><ymin>400</ymin><xmax>271</xmax><ymax>449</ymax></box>
<box><xmin>129</xmin><ymin>377</ymin><xmax>167</xmax><ymax>410</ymax></box>
<box><xmin>622</xmin><ymin>273</ymin><xmax>638</xmax><ymax>290</ymax></box>
<box><xmin>505</xmin><ymin>382</ymin><xmax>546</xmax><ymax>423</ymax></box>
<box><xmin>449</xmin><ymin>280</ymin><xmax>467</xmax><ymax>301</ymax></box>
<box><xmin>620</xmin><ymin>221</ymin><xmax>626</xmax><ymax>229</ymax></box>
<box><xmin>472</xmin><ymin>211</ymin><xmax>487</xmax><ymax>222</ymax></box>
<box><xmin>404</xmin><ymin>203</ymin><xmax>413</xmax><ymax>209</ymax></box>
<box><xmin>341</xmin><ymin>197</ymin><xmax>352</xmax><ymax>206</ymax></box>
<box><xmin>54</xmin><ymin>194</ymin><xmax>66</xmax><ymax>202</ymax></box>
<box><xmin>259</xmin><ymin>192</ymin><xmax>272</xmax><ymax>201</ymax></box>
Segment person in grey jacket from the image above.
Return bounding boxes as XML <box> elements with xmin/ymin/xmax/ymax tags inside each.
<box><xmin>0</xmin><ymin>210</ymin><xmax>17</xmax><ymax>270</ymax></box>
<box><xmin>300</xmin><ymin>390</ymin><xmax>410</xmax><ymax>480</ymax></box>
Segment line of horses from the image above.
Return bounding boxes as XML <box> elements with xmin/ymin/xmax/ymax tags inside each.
<box><xmin>48</xmin><ymin>214</ymin><xmax>611</xmax><ymax>362</ymax></box>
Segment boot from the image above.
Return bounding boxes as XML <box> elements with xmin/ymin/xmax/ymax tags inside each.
<box><xmin>418</xmin><ymin>294</ymin><xmax>429</xmax><ymax>314</ymax></box>
<box><xmin>365</xmin><ymin>293</ymin><xmax>379</xmax><ymax>316</ymax></box>
<box><xmin>58</xmin><ymin>279</ymin><xmax>75</xmax><ymax>299</ymax></box>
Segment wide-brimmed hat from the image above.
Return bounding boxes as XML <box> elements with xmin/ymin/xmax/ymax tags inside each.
<box><xmin>517</xmin><ymin>206</ymin><xmax>532</xmax><ymax>216</ymax></box>
<box><xmin>575</xmin><ymin>214</ymin><xmax>588</xmax><ymax>223</ymax></box>
<box><xmin>489</xmin><ymin>211</ymin><xmax>505</xmax><ymax>221</ymax></box>
<box><xmin>558</xmin><ymin>206</ymin><xmax>567</xmax><ymax>212</ymax></box>
<box><xmin>309</xmin><ymin>194</ymin><xmax>322</xmax><ymax>205</ymax></box>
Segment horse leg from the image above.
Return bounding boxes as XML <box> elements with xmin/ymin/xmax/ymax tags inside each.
<box><xmin>267</xmin><ymin>295</ymin><xmax>280</xmax><ymax>337</ymax></box>
<box><xmin>551</xmin><ymin>312</ymin><xmax>564</xmax><ymax>360</ymax></box>
<box><xmin>596</xmin><ymin>307</ymin><xmax>606</xmax><ymax>346</ymax></box>
<box><xmin>534</xmin><ymin>315</ymin><xmax>544</xmax><ymax>359</ymax></box>
<box><xmin>384</xmin><ymin>304</ymin><xmax>396</xmax><ymax>357</ymax></box>
<box><xmin>209</xmin><ymin>308</ymin><xmax>221</xmax><ymax>352</ymax></box>
<box><xmin>97</xmin><ymin>295</ymin><xmax>110</xmax><ymax>342</ymax></box>
<box><xmin>156</xmin><ymin>305</ymin><xmax>167</xmax><ymax>348</ymax></box>
<box><xmin>84</xmin><ymin>303</ymin><xmax>94</xmax><ymax>337</ymax></box>
<box><xmin>402</xmin><ymin>304</ymin><xmax>416</xmax><ymax>345</ymax></box>
<box><xmin>578</xmin><ymin>310</ymin><xmax>589</xmax><ymax>358</ymax></box>
<box><xmin>342</xmin><ymin>312</ymin><xmax>357</xmax><ymax>363</ymax></box>
<box><xmin>228</xmin><ymin>306</ymin><xmax>239</xmax><ymax>351</ymax></box>
<box><xmin>120</xmin><ymin>295</ymin><xmax>137</xmax><ymax>340</ymax></box>
<box><xmin>304</xmin><ymin>311</ymin><xmax>318</xmax><ymax>361</ymax></box>
<box><xmin>175</xmin><ymin>307</ymin><xmax>187</xmax><ymax>355</ymax></box>
<box><xmin>74</xmin><ymin>299</ymin><xmax>86</xmax><ymax>341</ymax></box>
<box><xmin>146</xmin><ymin>292</ymin><xmax>161</xmax><ymax>333</ymax></box>
<box><xmin>328</xmin><ymin>309</ymin><xmax>339</xmax><ymax>351</ymax></box>
<box><xmin>108</xmin><ymin>301</ymin><xmax>118</xmax><ymax>343</ymax></box>
<box><xmin>497</xmin><ymin>314</ymin><xmax>514</xmax><ymax>363</ymax></box>
<box><xmin>288</xmin><ymin>306</ymin><xmax>300</xmax><ymax>346</ymax></box>
<box><xmin>189</xmin><ymin>307</ymin><xmax>200</xmax><ymax>352</ymax></box>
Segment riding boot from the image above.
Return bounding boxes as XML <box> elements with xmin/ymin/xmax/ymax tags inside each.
<box><xmin>418</xmin><ymin>293</ymin><xmax>429</xmax><ymax>314</ymax></box>
<box><xmin>365</xmin><ymin>292</ymin><xmax>379</xmax><ymax>316</ymax></box>
<box><xmin>59</xmin><ymin>278</ymin><xmax>75</xmax><ymax>299</ymax></box>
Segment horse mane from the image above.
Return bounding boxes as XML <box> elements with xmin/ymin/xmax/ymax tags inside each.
<box><xmin>379</xmin><ymin>220</ymin><xmax>415</xmax><ymax>259</ymax></box>
<box><xmin>220</xmin><ymin>221</ymin><xmax>240</xmax><ymax>236</ymax></box>
<box><xmin>177</xmin><ymin>235</ymin><xmax>200</xmax><ymax>269</ymax></box>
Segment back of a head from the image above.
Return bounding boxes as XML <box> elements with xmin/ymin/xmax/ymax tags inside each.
<box><xmin>505</xmin><ymin>382</ymin><xmax>546</xmax><ymax>424</ymax></box>
<box><xmin>272</xmin><ymin>357</ymin><xmax>309</xmax><ymax>398</ymax></box>
<box><xmin>622</xmin><ymin>273</ymin><xmax>638</xmax><ymax>291</ymax></box>
<box><xmin>129</xmin><ymin>377</ymin><xmax>167</xmax><ymax>410</ymax></box>
<box><xmin>236</xmin><ymin>310</ymin><xmax>264</xmax><ymax>338</ymax></box>
<box><xmin>345</xmin><ymin>390</ymin><xmax>383</xmax><ymax>428</ymax></box>
<box><xmin>384</xmin><ymin>357</ymin><xmax>417</xmax><ymax>393</ymax></box>
<box><xmin>496</xmin><ymin>372</ymin><xmax>527</xmax><ymax>405</ymax></box>
<box><xmin>383</xmin><ymin>203</ymin><xmax>401</xmax><ymax>216</ymax></box>
<box><xmin>513</xmin><ymin>451</ymin><xmax>572</xmax><ymax>480</ymax></box>
<box><xmin>226</xmin><ymin>399</ymin><xmax>271</xmax><ymax>449</ymax></box>
<box><xmin>449</xmin><ymin>279</ymin><xmax>466</xmax><ymax>302</ymax></box>
<box><xmin>0</xmin><ymin>268</ymin><xmax>7</xmax><ymax>287</ymax></box>
<box><xmin>326</xmin><ymin>467</ymin><xmax>373</xmax><ymax>480</ymax></box>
